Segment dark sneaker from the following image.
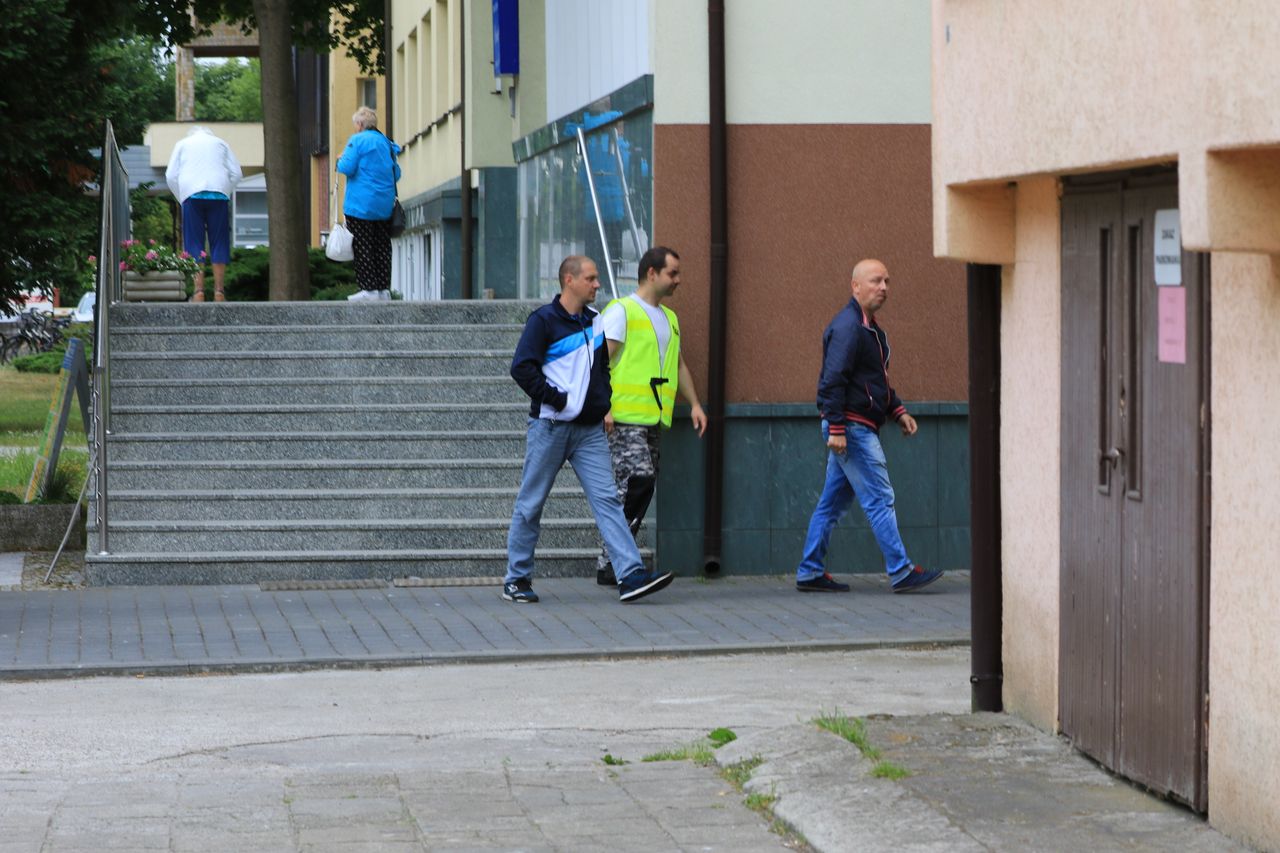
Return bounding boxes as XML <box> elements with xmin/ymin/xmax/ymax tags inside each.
<box><xmin>796</xmin><ymin>573</ymin><xmax>851</xmax><ymax>593</ymax></box>
<box><xmin>891</xmin><ymin>565</ymin><xmax>944</xmax><ymax>594</ymax></box>
<box><xmin>501</xmin><ymin>579</ymin><xmax>539</xmax><ymax>603</ymax></box>
<box><xmin>618</xmin><ymin>570</ymin><xmax>674</xmax><ymax>603</ymax></box>
<box><xmin>597</xmin><ymin>565</ymin><xmax>617</xmax><ymax>586</ymax></box>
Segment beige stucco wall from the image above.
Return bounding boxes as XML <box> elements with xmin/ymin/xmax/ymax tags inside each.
<box><xmin>329</xmin><ymin>33</ymin><xmax>387</xmax><ymax>230</ymax></box>
<box><xmin>655</xmin><ymin>0</ymin><xmax>930</xmax><ymax>125</ymax></box>
<box><xmin>932</xmin><ymin>0</ymin><xmax>1280</xmax><ymax>261</ymax></box>
<box><xmin>146</xmin><ymin>123</ymin><xmax>263</xmax><ymax>172</ymax></box>
<box><xmin>933</xmin><ymin>1</ymin><xmax>1280</xmax><ymax>846</ymax></box>
<box><xmin>1207</xmin><ymin>253</ymin><xmax>1280</xmax><ymax>849</ymax></box>
<box><xmin>999</xmin><ymin>177</ymin><xmax>1061</xmax><ymax>731</ymax></box>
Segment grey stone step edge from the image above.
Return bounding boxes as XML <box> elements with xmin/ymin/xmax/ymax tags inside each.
<box><xmin>110</xmin><ymin>402</ymin><xmax>529</xmax><ymax>414</ymax></box>
<box><xmin>104</xmin><ymin>487</ymin><xmax>578</xmax><ymax>500</ymax></box>
<box><xmin>83</xmin><ymin>547</ymin><xmax>646</xmax><ymax>563</ymax></box>
<box><xmin>104</xmin><ymin>458</ymin><xmax>531</xmax><ymax>470</ymax></box>
<box><xmin>112</xmin><ymin>323</ymin><xmax>526</xmax><ymax>335</ymax></box>
<box><xmin>112</xmin><ymin>349</ymin><xmax>512</xmax><ymax>360</ymax></box>
<box><xmin>95</xmin><ymin>517</ymin><xmax>605</xmax><ymax>532</ymax></box>
<box><xmin>106</xmin><ymin>430</ymin><xmax>527</xmax><ymax>441</ymax></box>
<box><xmin>111</xmin><ymin>376</ymin><xmax>517</xmax><ymax>387</ymax></box>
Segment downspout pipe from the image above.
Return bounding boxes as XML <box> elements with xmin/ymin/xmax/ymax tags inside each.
<box><xmin>702</xmin><ymin>0</ymin><xmax>727</xmax><ymax>574</ymax></box>
<box><xmin>460</xmin><ymin>3</ymin><xmax>474</xmax><ymax>298</ymax></box>
<box><xmin>383</xmin><ymin>0</ymin><xmax>393</xmax><ymax>139</ymax></box>
<box><xmin>967</xmin><ymin>262</ymin><xmax>1004</xmax><ymax>712</ymax></box>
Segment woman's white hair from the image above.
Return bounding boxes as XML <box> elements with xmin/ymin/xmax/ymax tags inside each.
<box><xmin>352</xmin><ymin>106</ymin><xmax>378</xmax><ymax>130</ymax></box>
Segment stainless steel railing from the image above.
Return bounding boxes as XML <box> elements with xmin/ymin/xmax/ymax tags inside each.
<box><xmin>92</xmin><ymin>120</ymin><xmax>130</xmax><ymax>555</ymax></box>
<box><xmin>576</xmin><ymin>126</ymin><xmax>620</xmax><ymax>302</ymax></box>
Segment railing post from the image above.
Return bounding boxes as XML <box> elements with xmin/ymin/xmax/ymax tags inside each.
<box><xmin>576</xmin><ymin>126</ymin><xmax>620</xmax><ymax>301</ymax></box>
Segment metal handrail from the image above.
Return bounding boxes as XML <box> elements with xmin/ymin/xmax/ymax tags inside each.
<box><xmin>92</xmin><ymin>120</ymin><xmax>130</xmax><ymax>555</ymax></box>
<box><xmin>576</xmin><ymin>127</ymin><xmax>619</xmax><ymax>301</ymax></box>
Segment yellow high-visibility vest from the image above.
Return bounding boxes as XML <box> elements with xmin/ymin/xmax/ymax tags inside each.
<box><xmin>608</xmin><ymin>297</ymin><xmax>681</xmax><ymax>427</ymax></box>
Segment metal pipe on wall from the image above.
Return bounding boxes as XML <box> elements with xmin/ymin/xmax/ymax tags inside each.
<box><xmin>459</xmin><ymin>3</ymin><xmax>474</xmax><ymax>298</ymax></box>
<box><xmin>967</xmin><ymin>262</ymin><xmax>1004</xmax><ymax>712</ymax></box>
<box><xmin>702</xmin><ymin>0</ymin><xmax>728</xmax><ymax>574</ymax></box>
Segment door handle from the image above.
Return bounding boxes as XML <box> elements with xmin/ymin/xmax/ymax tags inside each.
<box><xmin>1100</xmin><ymin>447</ymin><xmax>1125</xmax><ymax>467</ymax></box>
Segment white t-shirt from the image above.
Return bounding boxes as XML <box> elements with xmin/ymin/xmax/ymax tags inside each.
<box><xmin>602</xmin><ymin>293</ymin><xmax>672</xmax><ymax>370</ymax></box>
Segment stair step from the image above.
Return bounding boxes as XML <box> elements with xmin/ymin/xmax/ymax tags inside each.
<box><xmin>110</xmin><ymin>403</ymin><xmax>531</xmax><ymax>433</ymax></box>
<box><xmin>112</xmin><ymin>323</ymin><xmax>524</xmax><ymax>353</ymax></box>
<box><xmin>83</xmin><ymin>547</ymin><xmax>644</xmax><ymax>585</ymax></box>
<box><xmin>111</xmin><ymin>350</ymin><xmax>511</xmax><ymax>379</ymax></box>
<box><xmin>98</xmin><ymin>518</ymin><xmax>622</xmax><ymax>552</ymax></box>
<box><xmin>99</xmin><ymin>487</ymin><xmax>591</xmax><ymax>521</ymax></box>
<box><xmin>111</xmin><ymin>377</ymin><xmax>525</xmax><ymax>406</ymax></box>
<box><xmin>109</xmin><ymin>300</ymin><xmax>541</xmax><ymax>327</ymax></box>
<box><xmin>105</xmin><ymin>431</ymin><xmax>528</xmax><ymax>461</ymax></box>
<box><xmin>103</xmin><ymin>459</ymin><xmax>536</xmax><ymax>490</ymax></box>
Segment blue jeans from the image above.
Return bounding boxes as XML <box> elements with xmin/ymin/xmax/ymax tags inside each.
<box><xmin>506</xmin><ymin>418</ymin><xmax>645</xmax><ymax>583</ymax></box>
<box><xmin>797</xmin><ymin>423</ymin><xmax>911</xmax><ymax>581</ymax></box>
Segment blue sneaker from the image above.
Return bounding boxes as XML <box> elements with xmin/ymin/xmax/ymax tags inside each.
<box><xmin>796</xmin><ymin>573</ymin><xmax>851</xmax><ymax>593</ymax></box>
<box><xmin>618</xmin><ymin>570</ymin><xmax>674</xmax><ymax>603</ymax></box>
<box><xmin>891</xmin><ymin>565</ymin><xmax>944</xmax><ymax>594</ymax></box>
<box><xmin>502</xmin><ymin>579</ymin><xmax>539</xmax><ymax>603</ymax></box>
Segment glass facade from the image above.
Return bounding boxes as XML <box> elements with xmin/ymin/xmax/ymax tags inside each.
<box><xmin>517</xmin><ymin>107</ymin><xmax>653</xmax><ymax>301</ymax></box>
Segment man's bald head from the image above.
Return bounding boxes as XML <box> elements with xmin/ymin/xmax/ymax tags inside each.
<box><xmin>850</xmin><ymin>258</ymin><xmax>890</xmax><ymax>316</ymax></box>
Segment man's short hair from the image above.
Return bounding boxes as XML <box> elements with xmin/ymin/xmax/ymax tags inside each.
<box><xmin>558</xmin><ymin>255</ymin><xmax>588</xmax><ymax>287</ymax></box>
<box><xmin>639</xmin><ymin>246</ymin><xmax>679</xmax><ymax>282</ymax></box>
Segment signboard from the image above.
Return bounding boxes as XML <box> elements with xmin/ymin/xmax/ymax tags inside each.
<box><xmin>24</xmin><ymin>338</ymin><xmax>91</xmax><ymax>502</ymax></box>
<box><xmin>1154</xmin><ymin>208</ymin><xmax>1182</xmax><ymax>286</ymax></box>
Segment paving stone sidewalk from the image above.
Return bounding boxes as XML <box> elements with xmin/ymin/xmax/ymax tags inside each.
<box><xmin>0</xmin><ymin>572</ymin><xmax>969</xmax><ymax>679</ymax></box>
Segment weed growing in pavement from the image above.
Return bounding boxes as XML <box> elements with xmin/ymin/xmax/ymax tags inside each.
<box><xmin>813</xmin><ymin>708</ymin><xmax>880</xmax><ymax>760</ymax></box>
<box><xmin>601</xmin><ymin>753</ymin><xmax>629</xmax><ymax>766</ymax></box>
<box><xmin>813</xmin><ymin>708</ymin><xmax>912</xmax><ymax>779</ymax></box>
<box><xmin>871</xmin><ymin>761</ymin><xmax>911</xmax><ymax>779</ymax></box>
<box><xmin>708</xmin><ymin>727</ymin><xmax>737</xmax><ymax>748</ymax></box>
<box><xmin>641</xmin><ymin>743</ymin><xmax>715</xmax><ymax>765</ymax></box>
<box><xmin>720</xmin><ymin>755</ymin><xmax>763</xmax><ymax>789</ymax></box>
<box><xmin>743</xmin><ymin>790</ymin><xmax>777</xmax><ymax>811</ymax></box>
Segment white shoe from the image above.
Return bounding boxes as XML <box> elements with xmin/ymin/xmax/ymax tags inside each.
<box><xmin>347</xmin><ymin>290</ymin><xmax>377</xmax><ymax>301</ymax></box>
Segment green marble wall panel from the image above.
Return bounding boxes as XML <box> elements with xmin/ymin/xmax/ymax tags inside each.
<box><xmin>655</xmin><ymin>403</ymin><xmax>970</xmax><ymax>575</ymax></box>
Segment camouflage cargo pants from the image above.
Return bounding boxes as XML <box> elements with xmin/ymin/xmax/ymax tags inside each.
<box><xmin>598</xmin><ymin>424</ymin><xmax>661</xmax><ymax>572</ymax></box>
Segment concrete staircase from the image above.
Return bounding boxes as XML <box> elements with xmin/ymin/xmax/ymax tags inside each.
<box><xmin>86</xmin><ymin>301</ymin><xmax>634</xmax><ymax>585</ymax></box>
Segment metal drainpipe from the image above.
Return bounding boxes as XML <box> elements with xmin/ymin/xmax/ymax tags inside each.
<box><xmin>702</xmin><ymin>0</ymin><xmax>728</xmax><ymax>574</ymax></box>
<box><xmin>459</xmin><ymin>4</ymin><xmax>474</xmax><ymax>298</ymax></box>
<box><xmin>967</xmin><ymin>262</ymin><xmax>1004</xmax><ymax>712</ymax></box>
<box><xmin>384</xmin><ymin>0</ymin><xmax>393</xmax><ymax>136</ymax></box>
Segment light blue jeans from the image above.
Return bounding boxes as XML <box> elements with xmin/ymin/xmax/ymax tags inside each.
<box><xmin>506</xmin><ymin>418</ymin><xmax>645</xmax><ymax>584</ymax></box>
<box><xmin>797</xmin><ymin>423</ymin><xmax>912</xmax><ymax>582</ymax></box>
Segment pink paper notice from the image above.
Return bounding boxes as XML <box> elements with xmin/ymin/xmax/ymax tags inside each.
<box><xmin>1158</xmin><ymin>287</ymin><xmax>1187</xmax><ymax>364</ymax></box>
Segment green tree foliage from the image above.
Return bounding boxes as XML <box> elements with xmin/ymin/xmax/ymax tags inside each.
<box><xmin>0</xmin><ymin>3</ymin><xmax>175</xmax><ymax>313</ymax></box>
<box><xmin>195</xmin><ymin>58</ymin><xmax>263</xmax><ymax>122</ymax></box>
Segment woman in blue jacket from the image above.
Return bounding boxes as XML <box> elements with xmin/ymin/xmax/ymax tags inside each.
<box><xmin>337</xmin><ymin>106</ymin><xmax>401</xmax><ymax>300</ymax></box>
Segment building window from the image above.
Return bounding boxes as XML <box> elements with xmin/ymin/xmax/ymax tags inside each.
<box><xmin>360</xmin><ymin>78</ymin><xmax>377</xmax><ymax>109</ymax></box>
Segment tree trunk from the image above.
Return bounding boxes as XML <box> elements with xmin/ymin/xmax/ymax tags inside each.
<box><xmin>253</xmin><ymin>0</ymin><xmax>310</xmax><ymax>300</ymax></box>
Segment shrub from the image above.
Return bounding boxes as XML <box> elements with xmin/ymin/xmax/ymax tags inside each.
<box><xmin>0</xmin><ymin>490</ymin><xmax>22</xmax><ymax>505</ymax></box>
<box><xmin>8</xmin><ymin>322</ymin><xmax>93</xmax><ymax>374</ymax></box>
<box><xmin>215</xmin><ymin>246</ymin><xmax>359</xmax><ymax>301</ymax></box>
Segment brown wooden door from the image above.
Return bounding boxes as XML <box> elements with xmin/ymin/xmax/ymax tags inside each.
<box><xmin>1059</xmin><ymin>170</ymin><xmax>1209</xmax><ymax>811</ymax></box>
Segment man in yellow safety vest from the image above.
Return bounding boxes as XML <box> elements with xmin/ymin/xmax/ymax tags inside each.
<box><xmin>597</xmin><ymin>246</ymin><xmax>708</xmax><ymax>585</ymax></box>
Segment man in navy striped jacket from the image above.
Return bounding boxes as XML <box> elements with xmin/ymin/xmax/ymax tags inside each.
<box><xmin>795</xmin><ymin>258</ymin><xmax>944</xmax><ymax>595</ymax></box>
<box><xmin>504</xmin><ymin>255</ymin><xmax>675</xmax><ymax>604</ymax></box>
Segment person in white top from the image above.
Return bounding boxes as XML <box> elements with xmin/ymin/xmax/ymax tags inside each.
<box><xmin>596</xmin><ymin>246</ymin><xmax>707</xmax><ymax>585</ymax></box>
<box><xmin>165</xmin><ymin>126</ymin><xmax>243</xmax><ymax>302</ymax></box>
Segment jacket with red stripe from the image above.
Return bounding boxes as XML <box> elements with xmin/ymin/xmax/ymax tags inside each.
<box><xmin>816</xmin><ymin>298</ymin><xmax>907</xmax><ymax>435</ymax></box>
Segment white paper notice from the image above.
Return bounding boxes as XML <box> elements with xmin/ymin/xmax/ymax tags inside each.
<box><xmin>1154</xmin><ymin>209</ymin><xmax>1182</xmax><ymax>286</ymax></box>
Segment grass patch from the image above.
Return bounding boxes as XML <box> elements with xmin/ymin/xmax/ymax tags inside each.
<box><xmin>870</xmin><ymin>761</ymin><xmax>911</xmax><ymax>780</ymax></box>
<box><xmin>0</xmin><ymin>450</ymin><xmax>87</xmax><ymax>503</ymax></box>
<box><xmin>813</xmin><ymin>709</ymin><xmax>881</xmax><ymax>760</ymax></box>
<box><xmin>743</xmin><ymin>790</ymin><xmax>777</xmax><ymax>811</ymax></box>
<box><xmin>719</xmin><ymin>755</ymin><xmax>764</xmax><ymax>789</ymax></box>
<box><xmin>708</xmin><ymin>727</ymin><xmax>737</xmax><ymax>748</ymax></box>
<box><xmin>641</xmin><ymin>743</ymin><xmax>715</xmax><ymax>765</ymax></box>
<box><xmin>601</xmin><ymin>753</ymin><xmax>629</xmax><ymax>766</ymax></box>
<box><xmin>0</xmin><ymin>367</ymin><xmax>88</xmax><ymax>447</ymax></box>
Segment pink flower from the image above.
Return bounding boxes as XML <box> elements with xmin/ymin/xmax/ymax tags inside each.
<box><xmin>118</xmin><ymin>261</ymin><xmax>127</xmax><ymax>271</ymax></box>
<box><xmin>149</xmin><ymin>239</ymin><xmax>156</xmax><ymax>245</ymax></box>
<box><xmin>88</xmin><ymin>255</ymin><xmax>96</xmax><ymax>263</ymax></box>
<box><xmin>180</xmin><ymin>251</ymin><xmax>190</xmax><ymax>259</ymax></box>
<box><xmin>200</xmin><ymin>250</ymin><xmax>207</xmax><ymax>258</ymax></box>
<box><xmin>145</xmin><ymin>251</ymin><xmax>157</xmax><ymax>260</ymax></box>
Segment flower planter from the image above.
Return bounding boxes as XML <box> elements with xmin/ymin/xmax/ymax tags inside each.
<box><xmin>123</xmin><ymin>270</ymin><xmax>188</xmax><ymax>302</ymax></box>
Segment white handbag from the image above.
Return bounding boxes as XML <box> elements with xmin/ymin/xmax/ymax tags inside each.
<box><xmin>326</xmin><ymin>221</ymin><xmax>355</xmax><ymax>262</ymax></box>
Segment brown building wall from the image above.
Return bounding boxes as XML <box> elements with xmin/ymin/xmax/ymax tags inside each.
<box><xmin>654</xmin><ymin>123</ymin><xmax>966</xmax><ymax>406</ymax></box>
